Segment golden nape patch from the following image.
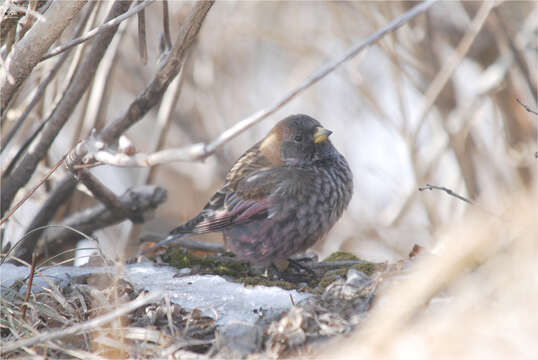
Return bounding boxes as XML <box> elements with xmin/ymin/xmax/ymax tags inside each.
<box><xmin>259</xmin><ymin>132</ymin><xmax>282</xmax><ymax>166</ymax></box>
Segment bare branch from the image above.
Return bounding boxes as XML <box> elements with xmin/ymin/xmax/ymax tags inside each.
<box><xmin>0</xmin><ymin>0</ymin><xmax>87</xmax><ymax>115</ymax></box>
<box><xmin>1</xmin><ymin>1</ymin><xmax>133</xmax><ymax>218</ymax></box>
<box><xmin>162</xmin><ymin>0</ymin><xmax>172</xmax><ymax>49</ymax></box>
<box><xmin>418</xmin><ymin>184</ymin><xmax>473</xmax><ymax>204</ymax></box>
<box><xmin>413</xmin><ymin>0</ymin><xmax>496</xmax><ymax>138</ymax></box>
<box><xmin>0</xmin><ymin>1</ymin><xmax>98</xmax><ymax>154</ymax></box>
<box><xmin>45</xmin><ymin>185</ymin><xmax>167</xmax><ymax>247</ymax></box>
<box><xmin>137</xmin><ymin>0</ymin><xmax>148</xmax><ymax>65</ymax></box>
<box><xmin>99</xmin><ymin>1</ymin><xmax>215</xmax><ymax>144</ymax></box>
<box><xmin>516</xmin><ymin>98</ymin><xmax>538</xmax><ymax>116</ymax></box>
<box><xmin>141</xmin><ymin>235</ymin><xmax>226</xmax><ymax>254</ymax></box>
<box><xmin>40</xmin><ymin>0</ymin><xmax>156</xmax><ymax>62</ymax></box>
<box><xmin>82</xmin><ymin>0</ymin><xmax>439</xmax><ymax>167</ymax></box>
<box><xmin>76</xmin><ymin>170</ymin><xmax>145</xmax><ymax>223</ymax></box>
<box><xmin>0</xmin><ymin>154</ymin><xmax>67</xmax><ymax>227</ymax></box>
<box><xmin>16</xmin><ymin>175</ymin><xmax>78</xmax><ymax>263</ymax></box>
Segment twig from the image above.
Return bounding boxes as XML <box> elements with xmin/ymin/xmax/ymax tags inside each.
<box><xmin>162</xmin><ymin>0</ymin><xmax>171</xmax><ymax>49</ymax></box>
<box><xmin>41</xmin><ymin>0</ymin><xmax>155</xmax><ymax>62</ymax></box>
<box><xmin>413</xmin><ymin>0</ymin><xmax>496</xmax><ymax>138</ymax></box>
<box><xmin>0</xmin><ymin>1</ymin><xmax>133</xmax><ymax>218</ymax></box>
<box><xmin>0</xmin><ymin>291</ymin><xmax>162</xmax><ymax>354</ymax></box>
<box><xmin>76</xmin><ymin>170</ymin><xmax>145</xmax><ymax>223</ymax></box>
<box><xmin>137</xmin><ymin>0</ymin><xmax>148</xmax><ymax>65</ymax></box>
<box><xmin>143</xmin><ymin>237</ymin><xmax>225</xmax><ymax>254</ymax></box>
<box><xmin>20</xmin><ymin>252</ymin><xmax>37</xmax><ymax>320</ymax></box>
<box><xmin>99</xmin><ymin>1</ymin><xmax>215</xmax><ymax>144</ymax></box>
<box><xmin>0</xmin><ymin>1</ymin><xmax>97</xmax><ymax>155</ymax></box>
<box><xmin>0</xmin><ymin>154</ymin><xmax>67</xmax><ymax>227</ymax></box>
<box><xmin>418</xmin><ymin>184</ymin><xmax>473</xmax><ymax>204</ymax></box>
<box><xmin>89</xmin><ymin>0</ymin><xmax>439</xmax><ymax>167</ymax></box>
<box><xmin>516</xmin><ymin>98</ymin><xmax>538</xmax><ymax>116</ymax></box>
<box><xmin>0</xmin><ymin>0</ymin><xmax>87</xmax><ymax>115</ymax></box>
<box><xmin>4</xmin><ymin>2</ymin><xmax>46</xmax><ymax>23</ymax></box>
<box><xmin>289</xmin><ymin>294</ymin><xmax>295</xmax><ymax>306</ymax></box>
<box><xmin>44</xmin><ymin>185</ymin><xmax>167</xmax><ymax>247</ymax></box>
<box><xmin>17</xmin><ymin>176</ymin><xmax>78</xmax><ymax>263</ymax></box>
<box><xmin>310</xmin><ymin>260</ymin><xmax>371</xmax><ymax>269</ymax></box>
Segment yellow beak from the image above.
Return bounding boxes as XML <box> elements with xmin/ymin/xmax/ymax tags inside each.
<box><xmin>313</xmin><ymin>127</ymin><xmax>333</xmax><ymax>143</ymax></box>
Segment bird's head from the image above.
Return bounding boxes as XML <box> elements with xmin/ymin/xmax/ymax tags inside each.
<box><xmin>260</xmin><ymin>114</ymin><xmax>337</xmax><ymax>166</ymax></box>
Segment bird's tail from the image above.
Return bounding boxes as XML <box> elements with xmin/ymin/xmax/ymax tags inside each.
<box><xmin>142</xmin><ymin>213</ymin><xmax>205</xmax><ymax>255</ymax></box>
<box><xmin>142</xmin><ymin>231</ymin><xmax>186</xmax><ymax>255</ymax></box>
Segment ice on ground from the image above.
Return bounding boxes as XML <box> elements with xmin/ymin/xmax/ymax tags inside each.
<box><xmin>0</xmin><ymin>262</ymin><xmax>310</xmax><ymax>325</ymax></box>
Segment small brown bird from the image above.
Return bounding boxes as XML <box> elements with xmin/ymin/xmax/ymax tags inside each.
<box><xmin>152</xmin><ymin>114</ymin><xmax>353</xmax><ymax>266</ymax></box>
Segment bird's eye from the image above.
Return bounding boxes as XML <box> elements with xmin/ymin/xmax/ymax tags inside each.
<box><xmin>294</xmin><ymin>135</ymin><xmax>303</xmax><ymax>142</ymax></box>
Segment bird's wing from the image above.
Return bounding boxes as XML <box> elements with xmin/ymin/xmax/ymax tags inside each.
<box><xmin>169</xmin><ymin>167</ymin><xmax>301</xmax><ymax>236</ymax></box>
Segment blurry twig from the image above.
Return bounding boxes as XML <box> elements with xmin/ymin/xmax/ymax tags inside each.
<box><xmin>100</xmin><ymin>1</ymin><xmax>214</xmax><ymax>144</ymax></box>
<box><xmin>45</xmin><ymin>185</ymin><xmax>167</xmax><ymax>248</ymax></box>
<box><xmin>137</xmin><ymin>0</ymin><xmax>148</xmax><ymax>64</ymax></box>
<box><xmin>20</xmin><ymin>252</ymin><xmax>37</xmax><ymax>320</ymax></box>
<box><xmin>41</xmin><ymin>0</ymin><xmax>155</xmax><ymax>61</ymax></box>
<box><xmin>419</xmin><ymin>184</ymin><xmax>473</xmax><ymax>204</ymax></box>
<box><xmin>17</xmin><ymin>176</ymin><xmax>78</xmax><ymax>263</ymax></box>
<box><xmin>0</xmin><ymin>1</ymin><xmax>97</xmax><ymax>155</ymax></box>
<box><xmin>0</xmin><ymin>0</ymin><xmax>87</xmax><ymax>115</ymax></box>
<box><xmin>142</xmin><ymin>236</ymin><xmax>225</xmax><ymax>253</ymax></box>
<box><xmin>0</xmin><ymin>291</ymin><xmax>162</xmax><ymax>354</ymax></box>
<box><xmin>0</xmin><ymin>154</ymin><xmax>67</xmax><ymax>227</ymax></box>
<box><xmin>0</xmin><ymin>1</ymin><xmax>132</xmax><ymax>218</ymax></box>
<box><xmin>414</xmin><ymin>0</ymin><xmax>495</xmax><ymax>138</ymax></box>
<box><xmin>162</xmin><ymin>0</ymin><xmax>171</xmax><ymax>49</ymax></box>
<box><xmin>516</xmin><ymin>98</ymin><xmax>538</xmax><ymax>116</ymax></box>
<box><xmin>76</xmin><ymin>170</ymin><xmax>145</xmax><ymax>223</ymax></box>
<box><xmin>87</xmin><ymin>0</ymin><xmax>439</xmax><ymax>167</ymax></box>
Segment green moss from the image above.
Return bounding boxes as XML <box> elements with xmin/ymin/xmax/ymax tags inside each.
<box><xmin>352</xmin><ymin>262</ymin><xmax>376</xmax><ymax>276</ymax></box>
<box><xmin>165</xmin><ymin>248</ymin><xmax>378</xmax><ymax>294</ymax></box>
<box><xmin>167</xmin><ymin>249</ymin><xmax>203</xmax><ymax>268</ymax></box>
<box><xmin>166</xmin><ymin>248</ymin><xmax>250</xmax><ymax>277</ymax></box>
<box><xmin>322</xmin><ymin>251</ymin><xmax>359</xmax><ymax>262</ymax></box>
<box><xmin>238</xmin><ymin>276</ymin><xmax>299</xmax><ymax>291</ymax></box>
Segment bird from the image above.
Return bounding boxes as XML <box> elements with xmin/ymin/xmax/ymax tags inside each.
<box><xmin>149</xmin><ymin>114</ymin><xmax>353</xmax><ymax>267</ymax></box>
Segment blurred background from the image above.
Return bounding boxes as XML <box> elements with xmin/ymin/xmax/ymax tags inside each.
<box><xmin>1</xmin><ymin>0</ymin><xmax>536</xmax><ymax>264</ymax></box>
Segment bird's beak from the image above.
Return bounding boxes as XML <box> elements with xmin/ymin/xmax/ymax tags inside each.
<box><xmin>313</xmin><ymin>127</ymin><xmax>333</xmax><ymax>143</ymax></box>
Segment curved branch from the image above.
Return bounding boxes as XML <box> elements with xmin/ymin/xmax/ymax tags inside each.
<box><xmin>0</xmin><ymin>0</ymin><xmax>87</xmax><ymax>115</ymax></box>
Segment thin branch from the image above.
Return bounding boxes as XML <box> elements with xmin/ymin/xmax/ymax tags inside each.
<box><xmin>0</xmin><ymin>1</ymin><xmax>97</xmax><ymax>154</ymax></box>
<box><xmin>0</xmin><ymin>0</ymin><xmax>87</xmax><ymax>115</ymax></box>
<box><xmin>137</xmin><ymin>0</ymin><xmax>148</xmax><ymax>65</ymax></box>
<box><xmin>0</xmin><ymin>153</ymin><xmax>67</xmax><ymax>227</ymax></box>
<box><xmin>142</xmin><ymin>236</ymin><xmax>226</xmax><ymax>254</ymax></box>
<box><xmin>162</xmin><ymin>0</ymin><xmax>172</xmax><ymax>49</ymax></box>
<box><xmin>516</xmin><ymin>98</ymin><xmax>538</xmax><ymax>116</ymax></box>
<box><xmin>1</xmin><ymin>1</ymin><xmax>133</xmax><ymax>218</ymax></box>
<box><xmin>418</xmin><ymin>184</ymin><xmax>473</xmax><ymax>204</ymax></box>
<box><xmin>40</xmin><ymin>0</ymin><xmax>156</xmax><ymax>62</ymax></box>
<box><xmin>0</xmin><ymin>291</ymin><xmax>162</xmax><ymax>354</ymax></box>
<box><xmin>17</xmin><ymin>175</ymin><xmax>78</xmax><ymax>263</ymax></box>
<box><xmin>76</xmin><ymin>170</ymin><xmax>144</xmax><ymax>223</ymax></box>
<box><xmin>86</xmin><ymin>0</ymin><xmax>439</xmax><ymax>167</ymax></box>
<box><xmin>4</xmin><ymin>2</ymin><xmax>47</xmax><ymax>23</ymax></box>
<box><xmin>413</xmin><ymin>0</ymin><xmax>496</xmax><ymax>138</ymax></box>
<box><xmin>99</xmin><ymin>1</ymin><xmax>215</xmax><ymax>144</ymax></box>
<box><xmin>44</xmin><ymin>185</ymin><xmax>167</xmax><ymax>247</ymax></box>
<box><xmin>20</xmin><ymin>252</ymin><xmax>37</xmax><ymax>320</ymax></box>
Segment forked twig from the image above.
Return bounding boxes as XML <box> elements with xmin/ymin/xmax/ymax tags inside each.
<box><xmin>418</xmin><ymin>184</ymin><xmax>473</xmax><ymax>204</ymax></box>
<box><xmin>41</xmin><ymin>0</ymin><xmax>155</xmax><ymax>61</ymax></box>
